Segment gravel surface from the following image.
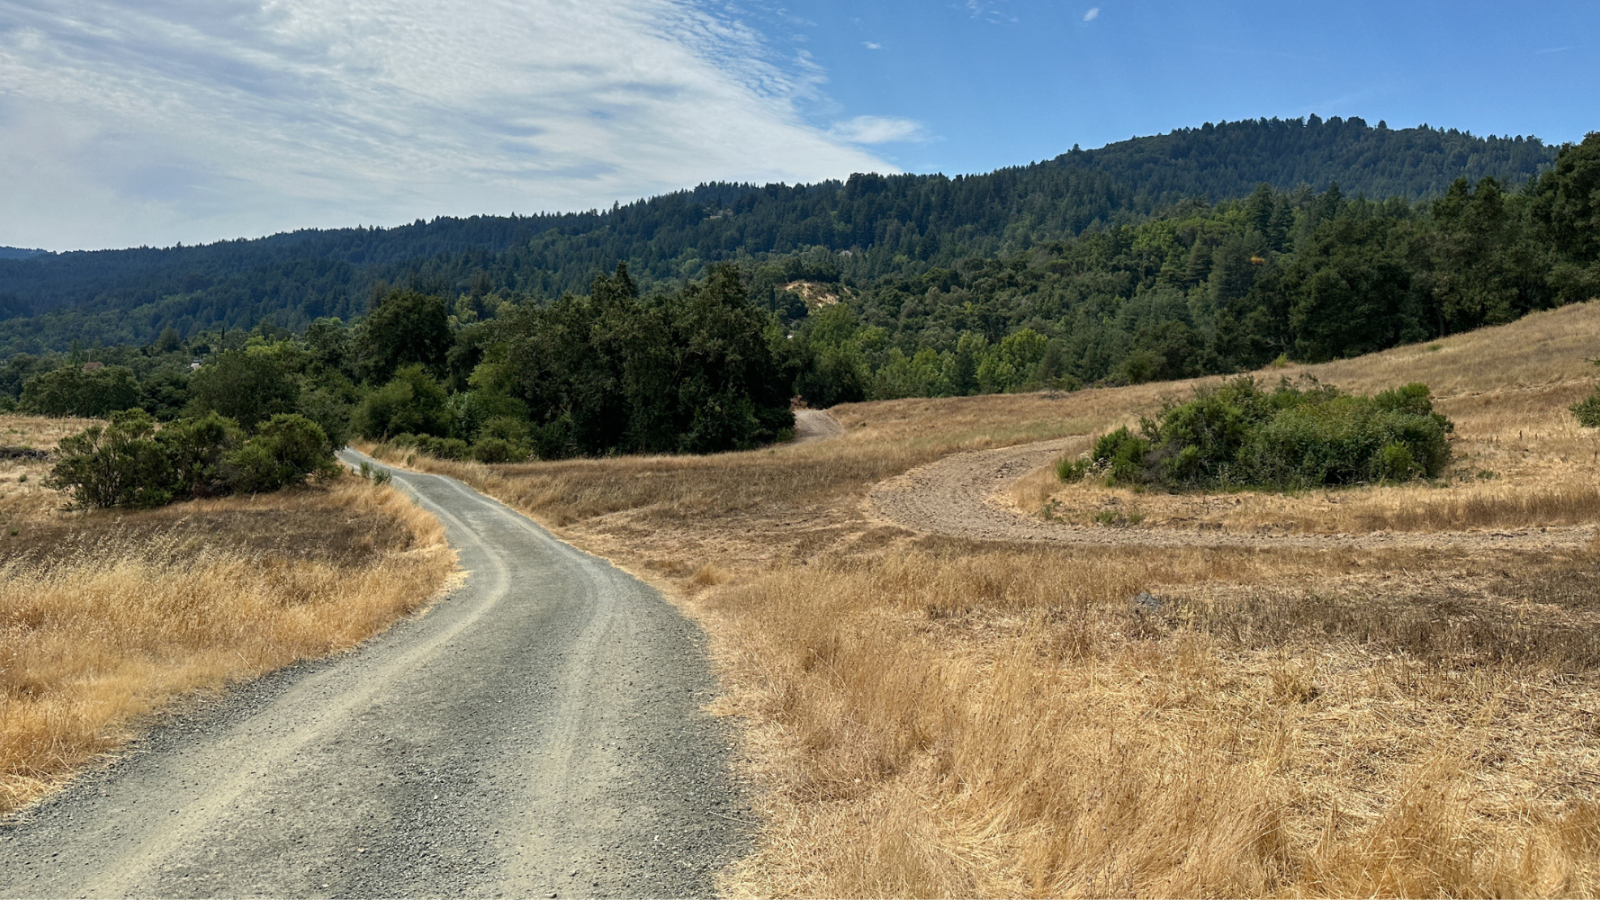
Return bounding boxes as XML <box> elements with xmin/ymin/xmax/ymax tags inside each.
<box><xmin>870</xmin><ymin>438</ymin><xmax>1596</xmax><ymax>552</ymax></box>
<box><xmin>0</xmin><ymin>452</ymin><xmax>752</xmax><ymax>899</ymax></box>
<box><xmin>790</xmin><ymin>409</ymin><xmax>845</xmax><ymax>445</ymax></box>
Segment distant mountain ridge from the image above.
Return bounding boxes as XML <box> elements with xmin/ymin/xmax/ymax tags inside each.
<box><xmin>0</xmin><ymin>248</ymin><xmax>48</xmax><ymax>261</ymax></box>
<box><xmin>1058</xmin><ymin>115</ymin><xmax>1554</xmax><ymax>204</ymax></box>
<box><xmin>0</xmin><ymin>116</ymin><xmax>1560</xmax><ymax>353</ymax></box>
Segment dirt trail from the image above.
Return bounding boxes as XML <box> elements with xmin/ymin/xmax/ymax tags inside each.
<box><xmin>0</xmin><ymin>452</ymin><xmax>750</xmax><ymax>899</ymax></box>
<box><xmin>790</xmin><ymin>409</ymin><xmax>845</xmax><ymax>445</ymax></box>
<box><xmin>870</xmin><ymin>438</ymin><xmax>1596</xmax><ymax>552</ymax></box>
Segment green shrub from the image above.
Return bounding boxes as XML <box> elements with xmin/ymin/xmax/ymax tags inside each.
<box><xmin>160</xmin><ymin>412</ymin><xmax>243</xmax><ymax>498</ymax></box>
<box><xmin>1375</xmin><ymin>442</ymin><xmax>1418</xmax><ymax>482</ymax></box>
<box><xmin>358</xmin><ymin>461</ymin><xmax>392</xmax><ymax>486</ymax></box>
<box><xmin>385</xmin><ymin>432</ymin><xmax>469</xmax><ymax>460</ymax></box>
<box><xmin>531</xmin><ymin>413</ymin><xmax>577</xmax><ymax>460</ymax></box>
<box><xmin>47</xmin><ymin>411</ymin><xmax>336</xmax><ymax>509</ymax></box>
<box><xmin>1055</xmin><ymin>455</ymin><xmax>1091</xmax><ymax>481</ymax></box>
<box><xmin>477</xmin><ymin>415</ymin><xmax>533</xmax><ymax>444</ymax></box>
<box><xmin>296</xmin><ymin>385</ymin><xmax>354</xmax><ymax>449</ymax></box>
<box><xmin>451</xmin><ymin>390</ymin><xmax>529</xmax><ymax>443</ymax></box>
<box><xmin>1063</xmin><ymin>377</ymin><xmax>1453</xmax><ymax>491</ymax></box>
<box><xmin>354</xmin><ymin>366</ymin><xmax>451</xmax><ymax>439</ymax></box>
<box><xmin>224</xmin><ymin>414</ymin><xmax>339</xmax><ymax>493</ymax></box>
<box><xmin>21</xmin><ymin>365</ymin><xmax>141</xmax><ymax>418</ymax></box>
<box><xmin>469</xmin><ymin>436</ymin><xmax>530</xmax><ymax>464</ymax></box>
<box><xmin>1092</xmin><ymin>427</ymin><xmax>1152</xmax><ymax>485</ymax></box>
<box><xmin>1573</xmin><ymin>387</ymin><xmax>1600</xmax><ymax>427</ymax></box>
<box><xmin>47</xmin><ymin>409</ymin><xmax>176</xmax><ymax>508</ymax></box>
<box><xmin>419</xmin><ymin>436</ymin><xmax>469</xmax><ymax>460</ymax></box>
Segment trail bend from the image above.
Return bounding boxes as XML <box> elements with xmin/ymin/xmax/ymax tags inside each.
<box><xmin>0</xmin><ymin>451</ymin><xmax>748</xmax><ymax>899</ymax></box>
<box><xmin>870</xmin><ymin>438</ymin><xmax>1595</xmax><ymax>552</ymax></box>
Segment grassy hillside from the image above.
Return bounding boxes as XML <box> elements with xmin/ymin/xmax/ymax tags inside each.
<box><xmin>374</xmin><ymin>302</ymin><xmax>1600</xmax><ymax>896</ymax></box>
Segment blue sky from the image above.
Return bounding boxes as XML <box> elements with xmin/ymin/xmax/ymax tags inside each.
<box><xmin>1</xmin><ymin>0</ymin><xmax>1595</xmax><ymax>250</ymax></box>
<box><xmin>788</xmin><ymin>0</ymin><xmax>1598</xmax><ymax>174</ymax></box>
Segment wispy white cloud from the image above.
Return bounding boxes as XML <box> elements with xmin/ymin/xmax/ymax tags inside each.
<box><xmin>1083</xmin><ymin>7</ymin><xmax>1100</xmax><ymax>22</ymax></box>
<box><xmin>1534</xmin><ymin>45</ymin><xmax>1574</xmax><ymax>54</ymax></box>
<box><xmin>0</xmin><ymin>0</ymin><xmax>899</xmax><ymax>250</ymax></box>
<box><xmin>828</xmin><ymin>115</ymin><xmax>928</xmax><ymax>145</ymax></box>
<box><xmin>863</xmin><ymin>41</ymin><xmax>882</xmax><ymax>50</ymax></box>
<box><xmin>961</xmin><ymin>0</ymin><xmax>1017</xmax><ymax>24</ymax></box>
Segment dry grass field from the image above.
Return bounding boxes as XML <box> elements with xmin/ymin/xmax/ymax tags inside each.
<box><xmin>0</xmin><ymin>415</ymin><xmax>456</xmax><ymax>815</ymax></box>
<box><xmin>369</xmin><ymin>301</ymin><xmax>1600</xmax><ymax>898</ymax></box>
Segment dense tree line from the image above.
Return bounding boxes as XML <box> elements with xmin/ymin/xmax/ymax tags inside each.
<box><xmin>0</xmin><ymin>118</ymin><xmax>1556</xmax><ymax>354</ymax></box>
<box><xmin>4</xmin><ymin>265</ymin><xmax>794</xmax><ymax>464</ymax></box>
<box><xmin>3</xmin><ymin>131</ymin><xmax>1594</xmax><ymax>471</ymax></box>
<box><xmin>780</xmin><ymin>133</ymin><xmax>1599</xmax><ymax>401</ymax></box>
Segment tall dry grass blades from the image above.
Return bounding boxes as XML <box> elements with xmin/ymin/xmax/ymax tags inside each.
<box><xmin>0</xmin><ymin>479</ymin><xmax>453</xmax><ymax>814</ymax></box>
<box><xmin>708</xmin><ymin>550</ymin><xmax>1600</xmax><ymax>898</ymax></box>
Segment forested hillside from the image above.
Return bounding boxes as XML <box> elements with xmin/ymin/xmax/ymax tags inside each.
<box><xmin>0</xmin><ymin>117</ymin><xmax>1555</xmax><ymax>353</ymax></box>
<box><xmin>2</xmin><ymin>132</ymin><xmax>1594</xmax><ymax>465</ymax></box>
<box><xmin>787</xmin><ymin>134</ymin><xmax>1599</xmax><ymax>403</ymax></box>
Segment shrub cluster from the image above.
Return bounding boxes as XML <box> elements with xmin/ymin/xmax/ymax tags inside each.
<box><xmin>47</xmin><ymin>409</ymin><xmax>339</xmax><ymax>509</ymax></box>
<box><xmin>1574</xmin><ymin>390</ymin><xmax>1600</xmax><ymax>428</ymax></box>
<box><xmin>379</xmin><ymin>428</ymin><xmax>532</xmax><ymax>465</ymax></box>
<box><xmin>1064</xmin><ymin>377</ymin><xmax>1453</xmax><ymax>491</ymax></box>
<box><xmin>1572</xmin><ymin>359</ymin><xmax>1600</xmax><ymax>427</ymax></box>
<box><xmin>353</xmin><ymin>364</ymin><xmax>535</xmax><ymax>464</ymax></box>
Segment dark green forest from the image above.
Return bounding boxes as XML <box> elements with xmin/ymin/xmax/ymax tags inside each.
<box><xmin>2</xmin><ymin>122</ymin><xmax>1596</xmax><ymax>469</ymax></box>
<box><xmin>0</xmin><ymin>117</ymin><xmax>1556</xmax><ymax>353</ymax></box>
<box><xmin>4</xmin><ymin>263</ymin><xmax>797</xmax><ymax>465</ymax></box>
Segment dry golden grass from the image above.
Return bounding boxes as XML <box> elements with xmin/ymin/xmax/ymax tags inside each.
<box><xmin>0</xmin><ymin>453</ymin><xmax>455</xmax><ymax>815</ymax></box>
<box><xmin>702</xmin><ymin>548</ymin><xmax>1600</xmax><ymax>897</ymax></box>
<box><xmin>372</xmin><ymin>302</ymin><xmax>1600</xmax><ymax>898</ymax></box>
<box><xmin>696</xmin><ymin>541</ymin><xmax>1600</xmax><ymax>897</ymax></box>
<box><xmin>0</xmin><ymin>414</ymin><xmax>99</xmax><ymax>524</ymax></box>
<box><xmin>1015</xmin><ymin>304</ymin><xmax>1600</xmax><ymax>536</ymax></box>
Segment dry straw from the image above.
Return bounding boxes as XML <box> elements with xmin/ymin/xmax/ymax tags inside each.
<box><xmin>0</xmin><ymin>460</ymin><xmax>454</xmax><ymax>815</ymax></box>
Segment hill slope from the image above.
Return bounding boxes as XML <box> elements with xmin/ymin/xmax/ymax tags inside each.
<box><xmin>375</xmin><ymin>300</ymin><xmax>1600</xmax><ymax>898</ymax></box>
<box><xmin>0</xmin><ymin>117</ymin><xmax>1556</xmax><ymax>353</ymax></box>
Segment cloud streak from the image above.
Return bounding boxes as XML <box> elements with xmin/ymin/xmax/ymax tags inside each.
<box><xmin>0</xmin><ymin>0</ymin><xmax>899</xmax><ymax>249</ymax></box>
<box><xmin>1084</xmin><ymin>7</ymin><xmax>1100</xmax><ymax>22</ymax></box>
<box><xmin>828</xmin><ymin>115</ymin><xmax>928</xmax><ymax>144</ymax></box>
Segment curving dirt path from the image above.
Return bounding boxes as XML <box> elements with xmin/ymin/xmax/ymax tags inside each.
<box><xmin>0</xmin><ymin>451</ymin><xmax>750</xmax><ymax>899</ymax></box>
<box><xmin>870</xmin><ymin>438</ymin><xmax>1596</xmax><ymax>552</ymax></box>
<box><xmin>790</xmin><ymin>409</ymin><xmax>845</xmax><ymax>445</ymax></box>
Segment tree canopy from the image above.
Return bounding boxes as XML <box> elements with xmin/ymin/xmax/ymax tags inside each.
<box><xmin>0</xmin><ymin>118</ymin><xmax>1558</xmax><ymax>355</ymax></box>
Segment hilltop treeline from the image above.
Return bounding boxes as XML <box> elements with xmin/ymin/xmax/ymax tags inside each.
<box><xmin>3</xmin><ymin>131</ymin><xmax>1594</xmax><ymax>466</ymax></box>
<box><xmin>779</xmin><ymin>133</ymin><xmax>1599</xmax><ymax>402</ymax></box>
<box><xmin>0</xmin><ymin>117</ymin><xmax>1555</xmax><ymax>354</ymax></box>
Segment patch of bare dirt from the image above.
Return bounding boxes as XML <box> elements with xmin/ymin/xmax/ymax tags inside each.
<box><xmin>790</xmin><ymin>409</ymin><xmax>845</xmax><ymax>445</ymax></box>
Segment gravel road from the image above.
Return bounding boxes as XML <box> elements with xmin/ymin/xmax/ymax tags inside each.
<box><xmin>870</xmin><ymin>438</ymin><xmax>1596</xmax><ymax>552</ymax></box>
<box><xmin>0</xmin><ymin>451</ymin><xmax>751</xmax><ymax>899</ymax></box>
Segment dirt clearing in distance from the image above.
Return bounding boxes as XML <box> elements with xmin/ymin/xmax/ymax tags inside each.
<box><xmin>790</xmin><ymin>409</ymin><xmax>846</xmax><ymax>445</ymax></box>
